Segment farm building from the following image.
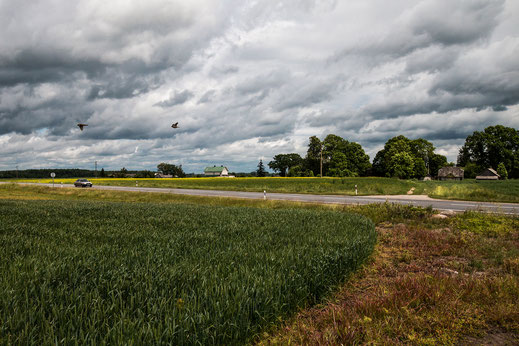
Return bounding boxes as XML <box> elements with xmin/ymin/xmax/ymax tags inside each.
<box><xmin>437</xmin><ymin>167</ymin><xmax>464</xmax><ymax>181</ymax></box>
<box><xmin>204</xmin><ymin>165</ymin><xmax>229</xmax><ymax>177</ymax></box>
<box><xmin>476</xmin><ymin>168</ymin><xmax>500</xmax><ymax>180</ymax></box>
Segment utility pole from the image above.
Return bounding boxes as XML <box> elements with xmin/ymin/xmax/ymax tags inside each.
<box><xmin>320</xmin><ymin>145</ymin><xmax>323</xmax><ymax>178</ymax></box>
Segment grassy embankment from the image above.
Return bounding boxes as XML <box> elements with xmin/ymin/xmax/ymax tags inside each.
<box><xmin>1</xmin><ymin>184</ymin><xmax>518</xmax><ymax>344</ymax></box>
<box><xmin>261</xmin><ymin>209</ymin><xmax>519</xmax><ymax>344</ymax></box>
<box><xmin>9</xmin><ymin>176</ymin><xmax>519</xmax><ymax>203</ymax></box>
<box><xmin>0</xmin><ymin>185</ymin><xmax>375</xmax><ymax>344</ymax></box>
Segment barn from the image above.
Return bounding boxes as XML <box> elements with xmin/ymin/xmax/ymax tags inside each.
<box><xmin>476</xmin><ymin>168</ymin><xmax>500</xmax><ymax>180</ymax></box>
<box><xmin>204</xmin><ymin>165</ymin><xmax>229</xmax><ymax>177</ymax></box>
<box><xmin>437</xmin><ymin>167</ymin><xmax>464</xmax><ymax>181</ymax></box>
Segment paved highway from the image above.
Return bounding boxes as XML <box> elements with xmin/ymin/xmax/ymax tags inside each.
<box><xmin>6</xmin><ymin>182</ymin><xmax>519</xmax><ymax>215</ymax></box>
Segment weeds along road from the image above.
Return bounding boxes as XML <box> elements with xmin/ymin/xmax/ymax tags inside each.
<box><xmin>6</xmin><ymin>182</ymin><xmax>519</xmax><ymax>215</ymax></box>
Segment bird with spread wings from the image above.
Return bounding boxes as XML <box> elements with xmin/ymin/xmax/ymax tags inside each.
<box><xmin>77</xmin><ymin>123</ymin><xmax>88</xmax><ymax>131</ymax></box>
<box><xmin>171</xmin><ymin>122</ymin><xmax>179</xmax><ymax>128</ymax></box>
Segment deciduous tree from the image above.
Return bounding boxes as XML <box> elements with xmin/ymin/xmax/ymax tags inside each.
<box><xmin>497</xmin><ymin>162</ymin><xmax>508</xmax><ymax>180</ymax></box>
<box><xmin>373</xmin><ymin>136</ymin><xmax>444</xmax><ymax>179</ymax></box>
<box><xmin>157</xmin><ymin>163</ymin><xmax>185</xmax><ymax>177</ymax></box>
<box><xmin>268</xmin><ymin>153</ymin><xmax>303</xmax><ymax>177</ymax></box>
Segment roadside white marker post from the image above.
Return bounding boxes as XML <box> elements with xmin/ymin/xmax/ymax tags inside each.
<box><xmin>136</xmin><ymin>181</ymin><xmax>138</xmax><ymax>187</ymax></box>
<box><xmin>264</xmin><ymin>190</ymin><xmax>266</xmax><ymax>200</ymax></box>
<box><xmin>61</xmin><ymin>182</ymin><xmax>63</xmax><ymax>188</ymax></box>
<box><xmin>50</xmin><ymin>172</ymin><xmax>55</xmax><ymax>187</ymax></box>
<box><xmin>355</xmin><ymin>184</ymin><xmax>358</xmax><ymax>195</ymax></box>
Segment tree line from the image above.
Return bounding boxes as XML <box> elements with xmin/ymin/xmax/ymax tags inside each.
<box><xmin>268</xmin><ymin>125</ymin><xmax>519</xmax><ymax>179</ymax></box>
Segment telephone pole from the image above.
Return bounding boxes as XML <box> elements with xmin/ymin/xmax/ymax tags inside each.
<box><xmin>321</xmin><ymin>143</ymin><xmax>323</xmax><ymax>178</ymax></box>
<box><xmin>320</xmin><ymin>145</ymin><xmax>323</xmax><ymax>178</ymax></box>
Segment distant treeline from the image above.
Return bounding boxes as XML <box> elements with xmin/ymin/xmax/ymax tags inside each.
<box><xmin>0</xmin><ymin>169</ymin><xmax>99</xmax><ymax>179</ymax></box>
<box><xmin>0</xmin><ymin>168</ymin><xmax>263</xmax><ymax>179</ymax></box>
<box><xmin>0</xmin><ymin>168</ymin><xmax>155</xmax><ymax>179</ymax></box>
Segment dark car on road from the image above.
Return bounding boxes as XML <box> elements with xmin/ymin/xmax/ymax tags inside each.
<box><xmin>74</xmin><ymin>179</ymin><xmax>93</xmax><ymax>188</ymax></box>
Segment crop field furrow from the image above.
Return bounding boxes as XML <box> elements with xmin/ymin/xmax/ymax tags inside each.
<box><xmin>0</xmin><ymin>199</ymin><xmax>375</xmax><ymax>344</ymax></box>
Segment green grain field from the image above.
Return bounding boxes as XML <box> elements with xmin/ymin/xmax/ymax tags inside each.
<box><xmin>0</xmin><ymin>199</ymin><xmax>375</xmax><ymax>344</ymax></box>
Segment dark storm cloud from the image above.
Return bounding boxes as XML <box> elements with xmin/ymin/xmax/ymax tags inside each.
<box><xmin>332</xmin><ymin>0</ymin><xmax>504</xmax><ymax>63</ymax></box>
<box><xmin>0</xmin><ymin>48</ymin><xmax>105</xmax><ymax>87</ymax></box>
<box><xmin>275</xmin><ymin>79</ymin><xmax>339</xmax><ymax>111</ymax></box>
<box><xmin>429</xmin><ymin>55</ymin><xmax>519</xmax><ymax>111</ymax></box>
<box><xmin>0</xmin><ymin>91</ymin><xmax>94</xmax><ymax>136</ymax></box>
<box><xmin>363</xmin><ymin>36</ymin><xmax>519</xmax><ymax>121</ymax></box>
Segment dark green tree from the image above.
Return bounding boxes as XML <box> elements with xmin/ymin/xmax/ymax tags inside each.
<box><xmin>373</xmin><ymin>135</ymin><xmax>412</xmax><ymax>177</ymax></box>
<box><xmin>388</xmin><ymin>152</ymin><xmax>415</xmax><ymax>179</ymax></box>
<box><xmin>413</xmin><ymin>157</ymin><xmax>428</xmax><ymax>178</ymax></box>
<box><xmin>136</xmin><ymin>170</ymin><xmax>155</xmax><ymax>178</ymax></box>
<box><xmin>305</xmin><ymin>134</ymin><xmax>371</xmax><ymax>177</ymax></box>
<box><xmin>328</xmin><ymin>152</ymin><xmax>353</xmax><ymax>177</ymax></box>
<box><xmin>462</xmin><ymin>162</ymin><xmax>481</xmax><ymax>179</ymax></box>
<box><xmin>157</xmin><ymin>162</ymin><xmax>185</xmax><ymax>177</ymax></box>
<box><xmin>373</xmin><ymin>135</ymin><xmax>442</xmax><ymax>179</ymax></box>
<box><xmin>497</xmin><ymin>162</ymin><xmax>508</xmax><ymax>180</ymax></box>
<box><xmin>100</xmin><ymin>168</ymin><xmax>106</xmax><ymax>177</ymax></box>
<box><xmin>458</xmin><ymin>125</ymin><xmax>519</xmax><ymax>178</ymax></box>
<box><xmin>268</xmin><ymin>153</ymin><xmax>303</xmax><ymax>177</ymax></box>
<box><xmin>256</xmin><ymin>159</ymin><xmax>267</xmax><ymax>177</ymax></box>
<box><xmin>304</xmin><ymin>136</ymin><xmax>322</xmax><ymax>176</ymax></box>
<box><xmin>342</xmin><ymin>141</ymin><xmax>371</xmax><ymax>176</ymax></box>
<box><xmin>287</xmin><ymin>165</ymin><xmax>314</xmax><ymax>177</ymax></box>
<box><xmin>429</xmin><ymin>153</ymin><xmax>448</xmax><ymax>177</ymax></box>
<box><xmin>113</xmin><ymin>167</ymin><xmax>128</xmax><ymax>178</ymax></box>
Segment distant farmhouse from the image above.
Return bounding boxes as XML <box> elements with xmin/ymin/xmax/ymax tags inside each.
<box><xmin>437</xmin><ymin>166</ymin><xmax>464</xmax><ymax>181</ymax></box>
<box><xmin>476</xmin><ymin>168</ymin><xmax>500</xmax><ymax>180</ymax></box>
<box><xmin>204</xmin><ymin>165</ymin><xmax>229</xmax><ymax>177</ymax></box>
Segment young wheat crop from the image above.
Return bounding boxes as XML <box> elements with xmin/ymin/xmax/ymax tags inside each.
<box><xmin>0</xmin><ymin>199</ymin><xmax>375</xmax><ymax>344</ymax></box>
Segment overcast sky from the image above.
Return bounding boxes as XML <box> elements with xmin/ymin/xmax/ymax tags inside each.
<box><xmin>1</xmin><ymin>0</ymin><xmax>518</xmax><ymax>173</ymax></box>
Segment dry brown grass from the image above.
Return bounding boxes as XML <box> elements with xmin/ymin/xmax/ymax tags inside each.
<box><xmin>259</xmin><ymin>216</ymin><xmax>519</xmax><ymax>345</ymax></box>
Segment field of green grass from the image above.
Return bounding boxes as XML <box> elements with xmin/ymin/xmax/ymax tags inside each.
<box><xmin>8</xmin><ymin>176</ymin><xmax>519</xmax><ymax>203</ymax></box>
<box><xmin>0</xmin><ymin>194</ymin><xmax>376</xmax><ymax>344</ymax></box>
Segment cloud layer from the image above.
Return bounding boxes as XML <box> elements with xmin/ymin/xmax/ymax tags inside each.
<box><xmin>1</xmin><ymin>0</ymin><xmax>518</xmax><ymax>172</ymax></box>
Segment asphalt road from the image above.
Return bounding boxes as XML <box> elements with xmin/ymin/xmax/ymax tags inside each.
<box><xmin>5</xmin><ymin>182</ymin><xmax>519</xmax><ymax>215</ymax></box>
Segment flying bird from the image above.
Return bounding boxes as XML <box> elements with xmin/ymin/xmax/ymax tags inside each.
<box><xmin>171</xmin><ymin>122</ymin><xmax>179</xmax><ymax>128</ymax></box>
<box><xmin>77</xmin><ymin>123</ymin><xmax>88</xmax><ymax>131</ymax></box>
